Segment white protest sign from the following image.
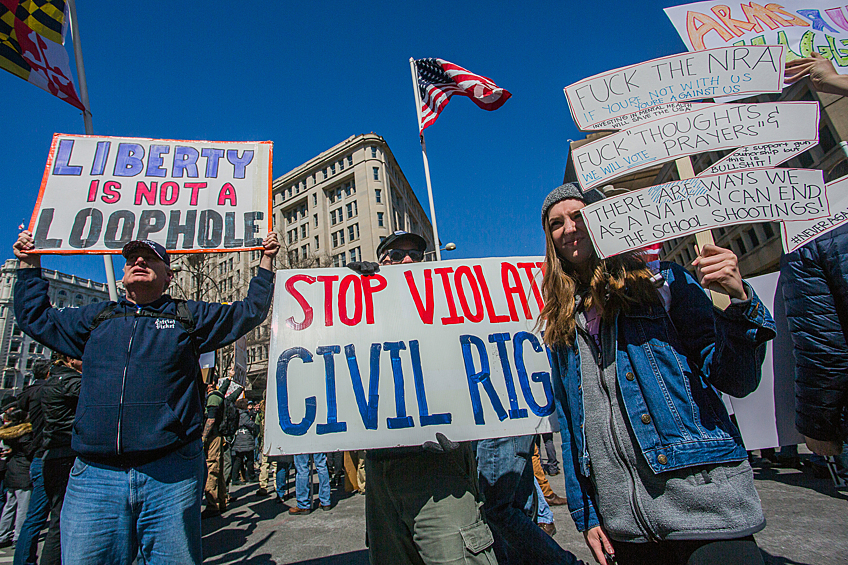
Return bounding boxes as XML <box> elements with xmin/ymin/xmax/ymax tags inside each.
<box><xmin>263</xmin><ymin>258</ymin><xmax>554</xmax><ymax>455</ymax></box>
<box><xmin>782</xmin><ymin>175</ymin><xmax>848</xmax><ymax>253</ymax></box>
<box><xmin>233</xmin><ymin>336</ymin><xmax>248</xmax><ymax>386</ymax></box>
<box><xmin>29</xmin><ymin>134</ymin><xmax>272</xmax><ymax>254</ymax></box>
<box><xmin>699</xmin><ymin>140</ymin><xmax>817</xmax><ymax>175</ymax></box>
<box><xmin>581</xmin><ymin>168</ymin><xmax>827</xmax><ymax>258</ymax></box>
<box><xmin>564</xmin><ymin>45</ymin><xmax>784</xmax><ymax>131</ymax></box>
<box><xmin>724</xmin><ymin>271</ymin><xmax>804</xmax><ymax>451</ymax></box>
<box><xmin>572</xmin><ymin>101</ymin><xmax>820</xmax><ymax>190</ymax></box>
<box><xmin>665</xmin><ymin>2</ymin><xmax>848</xmax><ymax>74</ymax></box>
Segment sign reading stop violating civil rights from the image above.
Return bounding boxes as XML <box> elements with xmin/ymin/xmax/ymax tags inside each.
<box><xmin>28</xmin><ymin>134</ymin><xmax>272</xmax><ymax>254</ymax></box>
<box><xmin>263</xmin><ymin>258</ymin><xmax>555</xmax><ymax>455</ymax></box>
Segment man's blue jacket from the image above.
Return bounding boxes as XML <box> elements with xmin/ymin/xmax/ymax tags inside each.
<box><xmin>781</xmin><ymin>223</ymin><xmax>848</xmax><ymax>444</ymax></box>
<box><xmin>14</xmin><ymin>267</ymin><xmax>274</xmax><ymax>466</ymax></box>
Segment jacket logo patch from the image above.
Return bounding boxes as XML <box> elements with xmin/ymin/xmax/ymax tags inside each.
<box><xmin>155</xmin><ymin>319</ymin><xmax>176</xmax><ymax>330</ymax></box>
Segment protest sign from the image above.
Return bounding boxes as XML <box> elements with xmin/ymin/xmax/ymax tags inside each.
<box><xmin>782</xmin><ymin>175</ymin><xmax>848</xmax><ymax>253</ymax></box>
<box><xmin>581</xmin><ymin>168</ymin><xmax>827</xmax><ymax>258</ymax></box>
<box><xmin>665</xmin><ymin>2</ymin><xmax>848</xmax><ymax>73</ymax></box>
<box><xmin>29</xmin><ymin>134</ymin><xmax>272</xmax><ymax>254</ymax></box>
<box><xmin>699</xmin><ymin>140</ymin><xmax>817</xmax><ymax>175</ymax></box>
<box><xmin>564</xmin><ymin>45</ymin><xmax>784</xmax><ymax>131</ymax></box>
<box><xmin>263</xmin><ymin>258</ymin><xmax>554</xmax><ymax>455</ymax></box>
<box><xmin>584</xmin><ymin>102</ymin><xmax>714</xmax><ymax>132</ymax></box>
<box><xmin>724</xmin><ymin>271</ymin><xmax>803</xmax><ymax>451</ymax></box>
<box><xmin>571</xmin><ymin>101</ymin><xmax>820</xmax><ymax>190</ymax></box>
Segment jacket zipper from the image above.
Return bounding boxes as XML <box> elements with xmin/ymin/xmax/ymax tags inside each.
<box><xmin>578</xmin><ymin>322</ymin><xmax>658</xmax><ymax>542</ymax></box>
<box><xmin>116</xmin><ymin>310</ymin><xmax>140</xmax><ymax>455</ymax></box>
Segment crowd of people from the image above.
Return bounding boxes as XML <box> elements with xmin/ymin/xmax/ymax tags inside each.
<box><xmin>0</xmin><ymin>56</ymin><xmax>844</xmax><ymax>565</ymax></box>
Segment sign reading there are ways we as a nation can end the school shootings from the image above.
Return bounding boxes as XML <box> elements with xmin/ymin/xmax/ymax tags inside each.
<box><xmin>580</xmin><ymin>168</ymin><xmax>829</xmax><ymax>258</ymax></box>
<box><xmin>262</xmin><ymin>258</ymin><xmax>556</xmax><ymax>455</ymax></box>
<box><xmin>28</xmin><ymin>134</ymin><xmax>273</xmax><ymax>254</ymax></box>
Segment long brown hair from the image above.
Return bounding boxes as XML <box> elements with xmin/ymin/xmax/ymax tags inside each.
<box><xmin>538</xmin><ymin>203</ymin><xmax>660</xmax><ymax>347</ymax></box>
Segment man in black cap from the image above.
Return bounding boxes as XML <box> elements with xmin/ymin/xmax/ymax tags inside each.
<box><xmin>352</xmin><ymin>231</ymin><xmax>498</xmax><ymax>565</ymax></box>
<box><xmin>13</xmin><ymin>229</ymin><xmax>279</xmax><ymax>564</ymax></box>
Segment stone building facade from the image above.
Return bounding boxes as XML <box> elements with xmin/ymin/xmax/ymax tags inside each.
<box><xmin>0</xmin><ymin>259</ymin><xmax>109</xmax><ymax>394</ymax></box>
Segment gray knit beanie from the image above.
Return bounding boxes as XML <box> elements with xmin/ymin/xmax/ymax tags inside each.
<box><xmin>541</xmin><ymin>183</ymin><xmax>605</xmax><ymax>223</ymax></box>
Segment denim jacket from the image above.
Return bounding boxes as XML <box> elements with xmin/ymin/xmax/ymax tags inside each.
<box><xmin>551</xmin><ymin>262</ymin><xmax>775</xmax><ymax>531</ymax></box>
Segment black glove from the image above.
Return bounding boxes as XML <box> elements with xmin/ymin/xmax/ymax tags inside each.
<box><xmin>347</xmin><ymin>261</ymin><xmax>380</xmax><ymax>275</ymax></box>
<box><xmin>422</xmin><ymin>432</ymin><xmax>460</xmax><ymax>453</ymax></box>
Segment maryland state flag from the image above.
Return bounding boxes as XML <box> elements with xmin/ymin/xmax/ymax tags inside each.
<box><xmin>0</xmin><ymin>0</ymin><xmax>85</xmax><ymax>110</ymax></box>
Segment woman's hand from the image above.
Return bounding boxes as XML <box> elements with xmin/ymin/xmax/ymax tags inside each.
<box><xmin>13</xmin><ymin>230</ymin><xmax>40</xmax><ymax>269</ymax></box>
<box><xmin>692</xmin><ymin>244</ymin><xmax>746</xmax><ymax>300</ymax></box>
<box><xmin>583</xmin><ymin>525</ymin><xmax>614</xmax><ymax>564</ymax></box>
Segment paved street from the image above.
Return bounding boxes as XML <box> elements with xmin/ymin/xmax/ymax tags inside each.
<box><xmin>0</xmin><ymin>450</ymin><xmax>842</xmax><ymax>564</ymax></box>
<box><xmin>196</xmin><ymin>451</ymin><xmax>848</xmax><ymax>565</ymax></box>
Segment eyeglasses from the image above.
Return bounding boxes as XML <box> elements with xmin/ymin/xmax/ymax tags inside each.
<box><xmin>382</xmin><ymin>249</ymin><xmax>424</xmax><ymax>263</ymax></box>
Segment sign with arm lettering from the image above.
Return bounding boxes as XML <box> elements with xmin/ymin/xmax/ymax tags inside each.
<box><xmin>29</xmin><ymin>134</ymin><xmax>272</xmax><ymax>254</ymax></box>
<box><xmin>263</xmin><ymin>258</ymin><xmax>554</xmax><ymax>455</ymax></box>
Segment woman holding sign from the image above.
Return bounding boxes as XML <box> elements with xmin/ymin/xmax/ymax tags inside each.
<box><xmin>538</xmin><ymin>183</ymin><xmax>775</xmax><ymax>565</ymax></box>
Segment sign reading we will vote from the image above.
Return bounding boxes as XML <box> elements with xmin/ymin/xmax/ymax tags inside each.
<box><xmin>29</xmin><ymin>134</ymin><xmax>272</xmax><ymax>254</ymax></box>
<box><xmin>564</xmin><ymin>45</ymin><xmax>784</xmax><ymax>131</ymax></box>
<box><xmin>581</xmin><ymin>168</ymin><xmax>827</xmax><ymax>258</ymax></box>
<box><xmin>572</xmin><ymin>101</ymin><xmax>819</xmax><ymax>191</ymax></box>
<box><xmin>782</xmin><ymin>176</ymin><xmax>848</xmax><ymax>253</ymax></box>
<box><xmin>263</xmin><ymin>258</ymin><xmax>554</xmax><ymax>455</ymax></box>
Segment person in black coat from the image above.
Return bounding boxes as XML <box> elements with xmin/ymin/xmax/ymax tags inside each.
<box><xmin>0</xmin><ymin>407</ymin><xmax>33</xmax><ymax>546</ymax></box>
<box><xmin>782</xmin><ymin>222</ymin><xmax>848</xmax><ymax>473</ymax></box>
<box><xmin>231</xmin><ymin>398</ymin><xmax>257</xmax><ymax>485</ymax></box>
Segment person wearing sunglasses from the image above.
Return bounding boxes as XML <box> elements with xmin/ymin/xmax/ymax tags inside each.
<box><xmin>348</xmin><ymin>230</ymin><xmax>499</xmax><ymax>565</ymax></box>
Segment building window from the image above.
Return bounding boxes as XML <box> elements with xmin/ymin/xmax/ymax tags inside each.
<box><xmin>348</xmin><ymin>223</ymin><xmax>360</xmax><ymax>241</ymax></box>
<box><xmin>375</xmin><ymin>189</ymin><xmax>382</xmax><ymax>203</ymax></box>
<box><xmin>346</xmin><ymin>201</ymin><xmax>358</xmax><ymax>219</ymax></box>
<box><xmin>332</xmin><ymin>232</ymin><xmax>339</xmax><ymax>247</ymax></box>
<box><xmin>301</xmin><ymin>244</ymin><xmax>309</xmax><ymax>257</ymax></box>
<box><xmin>301</xmin><ymin>224</ymin><xmax>307</xmax><ymax>238</ymax></box>
<box><xmin>314</xmin><ymin>235</ymin><xmax>319</xmax><ymax>250</ymax></box>
<box><xmin>331</xmin><ymin>208</ymin><xmax>342</xmax><ymax>225</ymax></box>
<box><xmin>313</xmin><ymin>214</ymin><xmax>318</xmax><ymax>227</ymax></box>
<box><xmin>323</xmin><ymin>168</ymin><xmax>328</xmax><ymax>179</ymax></box>
<box><xmin>350</xmin><ymin>247</ymin><xmax>360</xmax><ymax>262</ymax></box>
<box><xmin>378</xmin><ymin>212</ymin><xmax>384</xmax><ymax>227</ymax></box>
<box><xmin>330</xmin><ymin>163</ymin><xmax>336</xmax><ymax>175</ymax></box>
<box><xmin>347</xmin><ymin>155</ymin><xmax>353</xmax><ymax>166</ymax></box>
<box><xmin>313</xmin><ymin>194</ymin><xmax>317</xmax><ymax>206</ymax></box>
<box><xmin>344</xmin><ymin>180</ymin><xmax>356</xmax><ymax>197</ymax></box>
<box><xmin>338</xmin><ymin>159</ymin><xmax>344</xmax><ymax>171</ymax></box>
<box><xmin>373</xmin><ymin>167</ymin><xmax>379</xmax><ymax>181</ymax></box>
<box><xmin>371</xmin><ymin>147</ymin><xmax>377</xmax><ymax>158</ymax></box>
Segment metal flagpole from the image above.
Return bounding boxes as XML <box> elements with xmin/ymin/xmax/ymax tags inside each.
<box><xmin>409</xmin><ymin>58</ymin><xmax>442</xmax><ymax>261</ymax></box>
<box><xmin>66</xmin><ymin>0</ymin><xmax>118</xmax><ymax>300</ymax></box>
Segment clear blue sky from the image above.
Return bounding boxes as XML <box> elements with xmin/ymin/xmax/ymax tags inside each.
<box><xmin>1</xmin><ymin>0</ymin><xmax>689</xmax><ymax>283</ymax></box>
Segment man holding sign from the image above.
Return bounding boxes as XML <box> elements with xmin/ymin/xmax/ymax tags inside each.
<box><xmin>355</xmin><ymin>231</ymin><xmax>499</xmax><ymax>565</ymax></box>
<box><xmin>12</xmin><ymin>229</ymin><xmax>279</xmax><ymax>564</ymax></box>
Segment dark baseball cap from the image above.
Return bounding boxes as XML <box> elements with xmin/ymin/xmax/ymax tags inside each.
<box><xmin>122</xmin><ymin>239</ymin><xmax>170</xmax><ymax>266</ymax></box>
<box><xmin>376</xmin><ymin>231</ymin><xmax>428</xmax><ymax>257</ymax></box>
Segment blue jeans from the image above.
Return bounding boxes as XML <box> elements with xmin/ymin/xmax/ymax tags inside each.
<box><xmin>477</xmin><ymin>436</ymin><xmax>578</xmax><ymax>565</ymax></box>
<box><xmin>274</xmin><ymin>460</ymin><xmax>292</xmax><ymax>499</ymax></box>
<box><xmin>14</xmin><ymin>457</ymin><xmax>49</xmax><ymax>565</ymax></box>
<box><xmin>60</xmin><ymin>440</ymin><xmax>205</xmax><ymax>565</ymax></box>
<box><xmin>528</xmin><ymin>479</ymin><xmax>553</xmax><ymax>525</ymax></box>
<box><xmin>294</xmin><ymin>453</ymin><xmax>330</xmax><ymax>509</ymax></box>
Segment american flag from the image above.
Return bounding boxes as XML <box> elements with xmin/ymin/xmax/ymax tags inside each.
<box><xmin>414</xmin><ymin>58</ymin><xmax>511</xmax><ymax>132</ymax></box>
<box><xmin>637</xmin><ymin>242</ymin><xmax>663</xmax><ymax>273</ymax></box>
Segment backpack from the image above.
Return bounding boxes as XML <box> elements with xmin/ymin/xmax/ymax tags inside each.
<box><xmin>89</xmin><ymin>299</ymin><xmax>204</xmax><ymax>392</ymax></box>
<box><xmin>210</xmin><ymin>390</ymin><xmax>240</xmax><ymax>438</ymax></box>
